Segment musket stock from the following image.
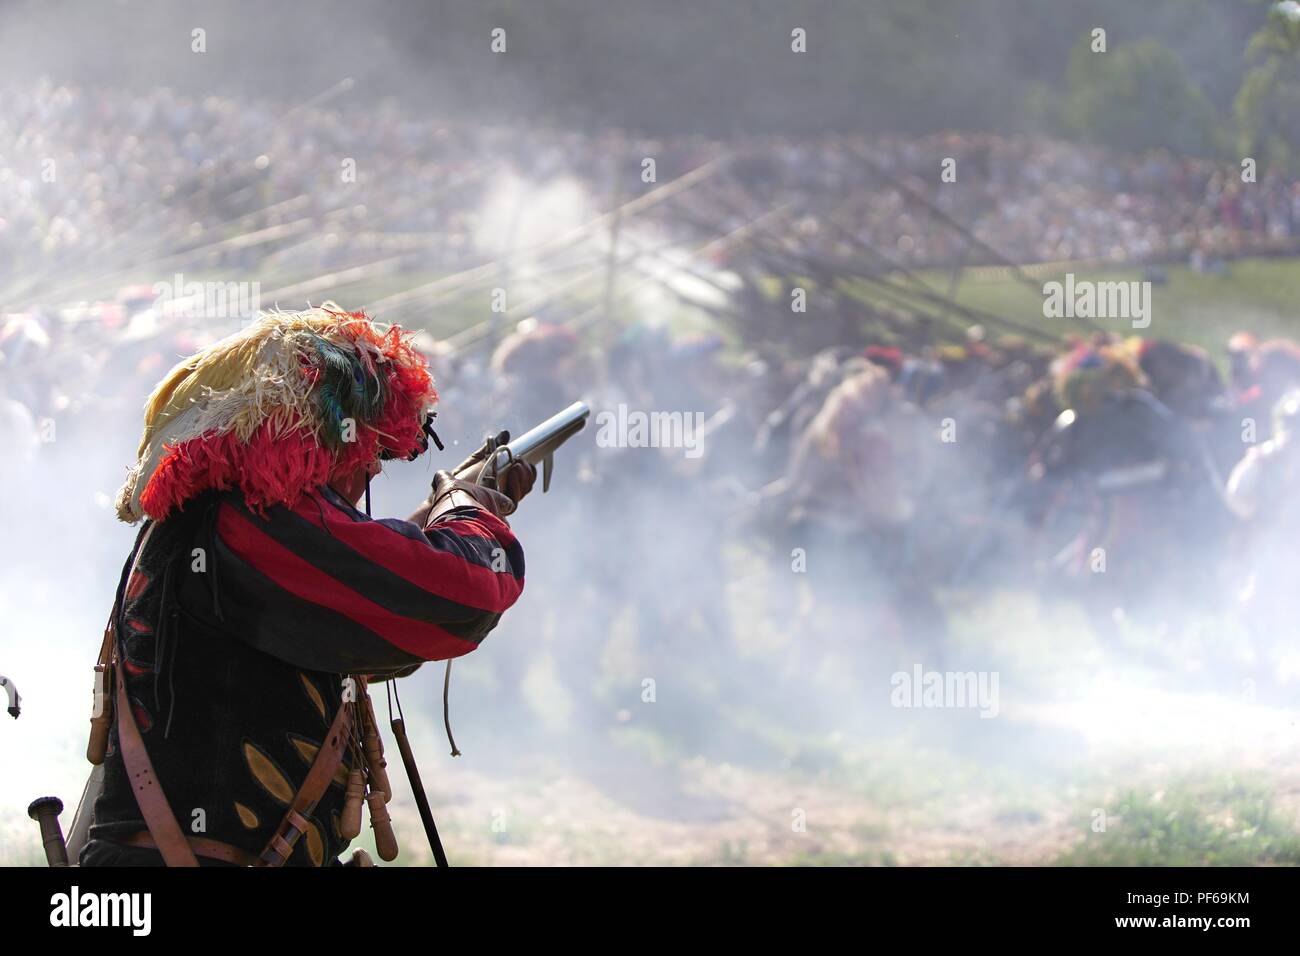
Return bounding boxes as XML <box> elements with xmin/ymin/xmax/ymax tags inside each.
<box><xmin>28</xmin><ymin>796</ymin><xmax>69</xmax><ymax>867</ymax></box>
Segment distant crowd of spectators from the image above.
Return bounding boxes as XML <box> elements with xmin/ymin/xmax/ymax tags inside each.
<box><xmin>721</xmin><ymin>133</ymin><xmax>1300</xmax><ymax>268</ymax></box>
<box><xmin>5</xmin><ymin>81</ymin><xmax>1300</xmax><ymax>289</ymax></box>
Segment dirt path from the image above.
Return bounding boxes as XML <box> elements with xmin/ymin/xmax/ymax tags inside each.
<box><xmin>374</xmin><ymin>673</ymin><xmax>1300</xmax><ymax>866</ymax></box>
<box><xmin>381</xmin><ymin>757</ymin><xmax>1082</xmax><ymax>866</ymax></box>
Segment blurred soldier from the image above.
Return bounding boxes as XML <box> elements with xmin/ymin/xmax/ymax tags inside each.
<box><xmin>1133</xmin><ymin>338</ymin><xmax>1223</xmax><ymax>421</ymax></box>
<box><xmin>490</xmin><ymin>319</ymin><xmax>592</xmax><ymax>420</ymax></box>
<box><xmin>753</xmin><ymin>346</ymin><xmax>857</xmax><ymax>467</ymax></box>
<box><xmin>1225</xmin><ymin>391</ymin><xmax>1300</xmax><ymax>669</ymax></box>
<box><xmin>1226</xmin><ymin>390</ymin><xmax>1300</xmax><ymax>523</ymax></box>
<box><xmin>769</xmin><ymin>361</ymin><xmax>944</xmax><ymax>662</ymax></box>
<box><xmin>1027</xmin><ymin>341</ymin><xmax>1230</xmax><ymax>640</ymax></box>
<box><xmin>1226</xmin><ymin>333</ymin><xmax>1300</xmax><ymax>412</ymax></box>
<box><xmin>787</xmin><ymin>360</ymin><xmax>917</xmax><ymax>531</ymax></box>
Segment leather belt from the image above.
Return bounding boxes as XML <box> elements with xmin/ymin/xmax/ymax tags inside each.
<box><xmin>256</xmin><ymin>698</ymin><xmax>352</xmax><ymax>867</ymax></box>
<box><xmin>119</xmin><ymin>830</ymin><xmax>257</xmax><ymax>867</ymax></box>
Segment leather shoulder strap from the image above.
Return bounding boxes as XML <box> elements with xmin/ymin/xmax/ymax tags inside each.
<box><xmin>256</xmin><ymin>698</ymin><xmax>352</xmax><ymax>867</ymax></box>
<box><xmin>111</xmin><ymin>522</ymin><xmax>199</xmax><ymax>868</ymax></box>
<box><xmin>114</xmin><ymin>659</ymin><xmax>199</xmax><ymax>866</ymax></box>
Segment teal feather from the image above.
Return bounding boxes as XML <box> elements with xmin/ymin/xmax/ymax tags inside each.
<box><xmin>308</xmin><ymin>335</ymin><xmax>387</xmax><ymax>448</ymax></box>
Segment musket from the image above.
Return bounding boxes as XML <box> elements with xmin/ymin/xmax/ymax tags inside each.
<box><xmin>455</xmin><ymin>400</ymin><xmax>591</xmax><ymax>492</ymax></box>
<box><xmin>28</xmin><ymin>797</ymin><xmax>69</xmax><ymax>867</ymax></box>
<box><xmin>64</xmin><ymin>764</ymin><xmax>102</xmax><ymax>864</ymax></box>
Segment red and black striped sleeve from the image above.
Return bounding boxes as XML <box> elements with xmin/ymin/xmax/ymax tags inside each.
<box><xmin>198</xmin><ymin>486</ymin><xmax>525</xmax><ymax>674</ymax></box>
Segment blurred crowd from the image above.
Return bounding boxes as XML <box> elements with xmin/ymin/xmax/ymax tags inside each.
<box><xmin>723</xmin><ymin>134</ymin><xmax>1300</xmax><ymax>268</ymax></box>
<box><xmin>0</xmin><ymin>81</ymin><xmax>705</xmax><ymax>284</ymax></box>
<box><xmin>6</xmin><ymin>82</ymin><xmax>1300</xmax><ymax>289</ymax></box>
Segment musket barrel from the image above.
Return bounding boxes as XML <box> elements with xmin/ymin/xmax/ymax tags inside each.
<box><xmin>491</xmin><ymin>400</ymin><xmax>590</xmax><ymax>468</ymax></box>
<box><xmin>457</xmin><ymin>401</ymin><xmax>590</xmax><ymax>484</ymax></box>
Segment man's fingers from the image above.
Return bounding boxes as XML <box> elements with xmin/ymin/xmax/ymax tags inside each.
<box><xmin>439</xmin><ymin>447</ymin><xmax>534</xmax><ymax>508</ymax></box>
<box><xmin>502</xmin><ymin>460</ymin><xmax>537</xmax><ymax>503</ymax></box>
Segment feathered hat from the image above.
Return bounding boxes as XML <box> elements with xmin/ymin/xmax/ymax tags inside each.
<box><xmin>115</xmin><ymin>305</ymin><xmax>438</xmax><ymax>523</ymax></box>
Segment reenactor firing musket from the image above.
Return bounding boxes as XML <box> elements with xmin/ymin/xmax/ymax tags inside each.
<box><xmin>31</xmin><ymin>308</ymin><xmax>589</xmax><ymax>869</ymax></box>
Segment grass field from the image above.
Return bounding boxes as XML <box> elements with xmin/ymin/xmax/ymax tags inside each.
<box><xmin>901</xmin><ymin>256</ymin><xmax>1300</xmax><ymax>354</ymax></box>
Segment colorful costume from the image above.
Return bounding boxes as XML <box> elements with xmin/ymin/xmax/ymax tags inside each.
<box><xmin>82</xmin><ymin>307</ymin><xmax>526</xmax><ymax>866</ymax></box>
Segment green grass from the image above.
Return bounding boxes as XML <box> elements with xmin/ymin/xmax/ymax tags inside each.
<box><xmin>838</xmin><ymin>256</ymin><xmax>1300</xmax><ymax>358</ymax></box>
<box><xmin>784</xmin><ymin>848</ymin><xmax>901</xmax><ymax>867</ymax></box>
<box><xmin>1057</xmin><ymin>777</ymin><xmax>1300</xmax><ymax>866</ymax></box>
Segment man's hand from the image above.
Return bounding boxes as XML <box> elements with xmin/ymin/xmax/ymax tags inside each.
<box><xmin>498</xmin><ymin>459</ymin><xmax>537</xmax><ymax>506</ymax></box>
<box><xmin>449</xmin><ymin>433</ymin><xmax>538</xmax><ymax>506</ymax></box>
<box><xmin>424</xmin><ymin>459</ymin><xmax>537</xmax><ymax>523</ymax></box>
